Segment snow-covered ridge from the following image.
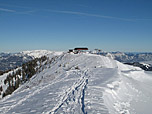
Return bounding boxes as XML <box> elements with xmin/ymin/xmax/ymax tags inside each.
<box><xmin>20</xmin><ymin>50</ymin><xmax>63</xmax><ymax>59</ymax></box>
<box><xmin>0</xmin><ymin>53</ymin><xmax>152</xmax><ymax>114</ymax></box>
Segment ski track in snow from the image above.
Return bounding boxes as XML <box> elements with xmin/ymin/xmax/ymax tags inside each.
<box><xmin>49</xmin><ymin>69</ymin><xmax>89</xmax><ymax>114</ymax></box>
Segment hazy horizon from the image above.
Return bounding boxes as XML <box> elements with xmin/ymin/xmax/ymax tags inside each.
<box><xmin>1</xmin><ymin>49</ymin><xmax>152</xmax><ymax>53</ymax></box>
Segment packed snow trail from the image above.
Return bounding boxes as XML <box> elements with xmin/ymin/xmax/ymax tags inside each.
<box><xmin>0</xmin><ymin>53</ymin><xmax>152</xmax><ymax>114</ymax></box>
<box><xmin>50</xmin><ymin>69</ymin><xmax>89</xmax><ymax>114</ymax></box>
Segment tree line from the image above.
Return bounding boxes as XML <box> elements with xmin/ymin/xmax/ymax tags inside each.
<box><xmin>2</xmin><ymin>56</ymin><xmax>48</xmax><ymax>98</ymax></box>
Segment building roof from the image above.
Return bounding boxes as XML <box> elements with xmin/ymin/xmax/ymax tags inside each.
<box><xmin>74</xmin><ymin>48</ymin><xmax>88</xmax><ymax>50</ymax></box>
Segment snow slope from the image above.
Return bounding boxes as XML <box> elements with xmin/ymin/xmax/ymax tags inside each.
<box><xmin>0</xmin><ymin>53</ymin><xmax>152</xmax><ymax>114</ymax></box>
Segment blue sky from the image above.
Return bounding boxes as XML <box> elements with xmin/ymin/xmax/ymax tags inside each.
<box><xmin>0</xmin><ymin>0</ymin><xmax>152</xmax><ymax>52</ymax></box>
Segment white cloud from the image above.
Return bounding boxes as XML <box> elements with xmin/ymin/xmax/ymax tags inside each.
<box><xmin>45</xmin><ymin>9</ymin><xmax>152</xmax><ymax>22</ymax></box>
<box><xmin>0</xmin><ymin>8</ymin><xmax>16</xmax><ymax>12</ymax></box>
<box><xmin>0</xmin><ymin>7</ymin><xmax>36</xmax><ymax>15</ymax></box>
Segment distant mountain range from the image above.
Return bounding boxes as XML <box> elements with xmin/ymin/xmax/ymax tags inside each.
<box><xmin>0</xmin><ymin>50</ymin><xmax>62</xmax><ymax>72</ymax></box>
<box><xmin>101</xmin><ymin>52</ymin><xmax>152</xmax><ymax>63</ymax></box>
<box><xmin>0</xmin><ymin>52</ymin><xmax>32</xmax><ymax>71</ymax></box>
